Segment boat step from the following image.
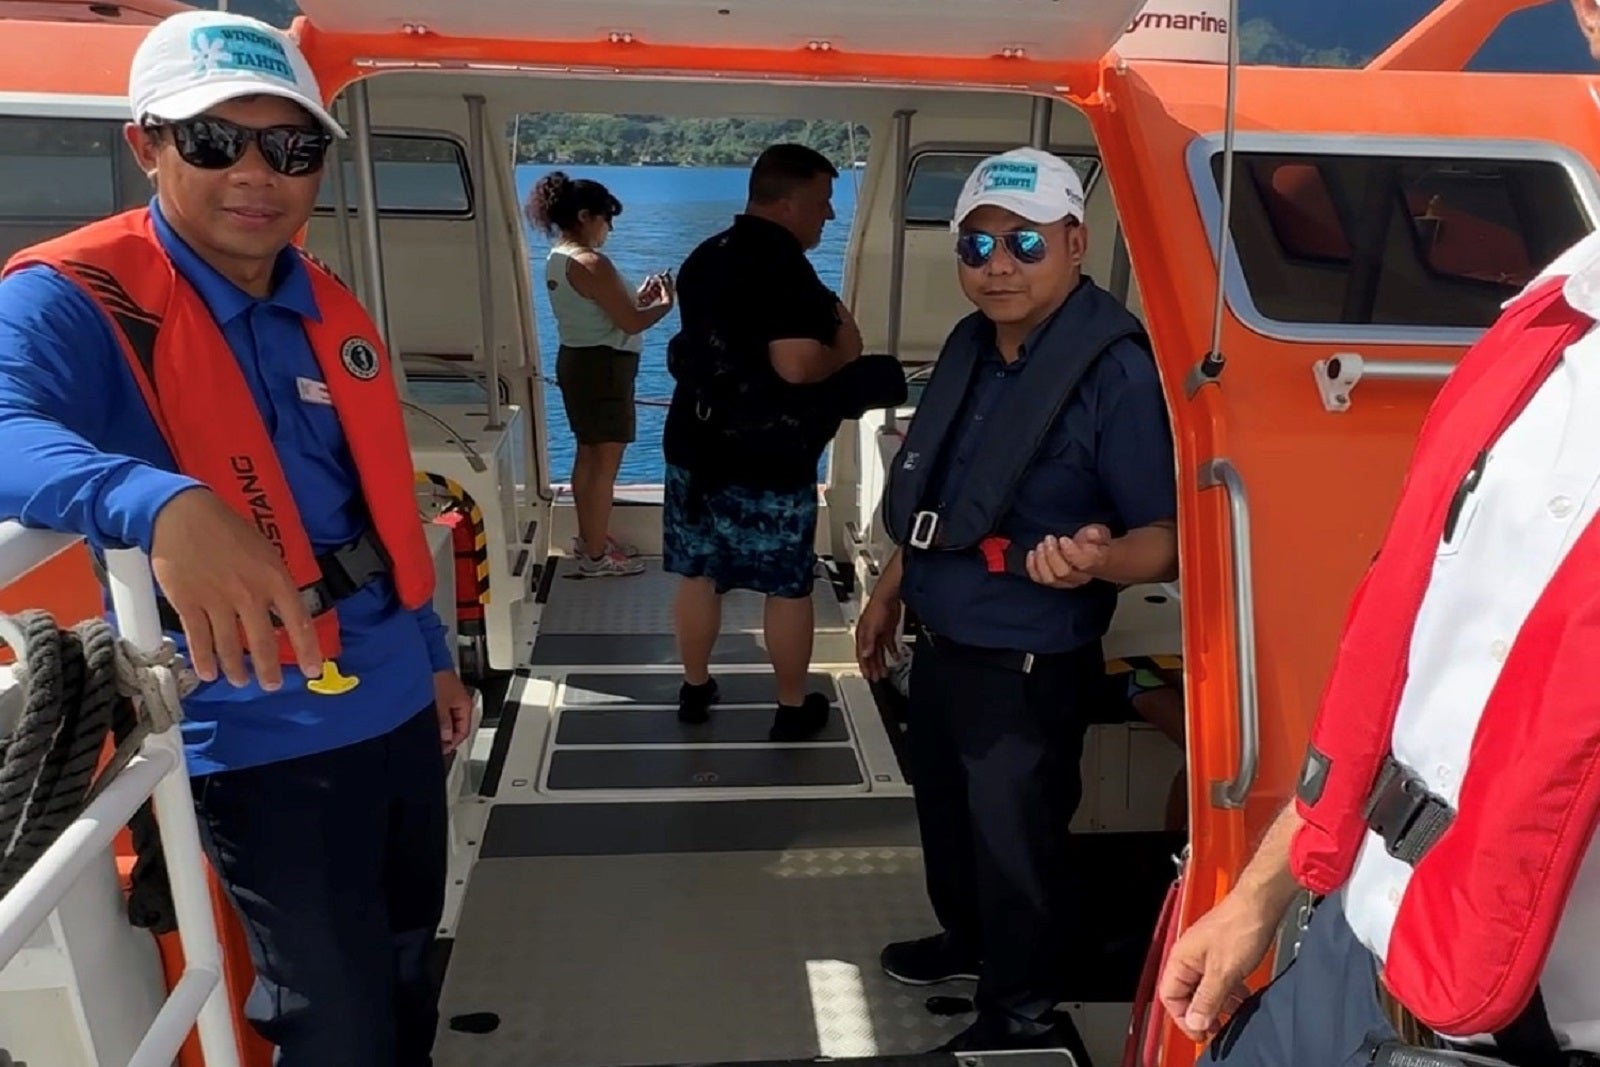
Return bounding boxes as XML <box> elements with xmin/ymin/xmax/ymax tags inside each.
<box><xmin>556</xmin><ymin>706</ymin><xmax>851</xmax><ymax>746</ymax></box>
<box><xmin>545</xmin><ymin>746</ymin><xmax>865</xmax><ymax>791</ymax></box>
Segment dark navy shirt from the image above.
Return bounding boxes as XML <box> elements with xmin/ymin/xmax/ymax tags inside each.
<box><xmin>0</xmin><ymin>199</ymin><xmax>452</xmax><ymax>774</ymax></box>
<box><xmin>901</xmin><ymin>302</ymin><xmax>1177</xmax><ymax>654</ymax></box>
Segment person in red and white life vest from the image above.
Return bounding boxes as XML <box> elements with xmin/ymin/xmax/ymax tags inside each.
<box><xmin>0</xmin><ymin>10</ymin><xmax>473</xmax><ymax>1065</ymax></box>
<box><xmin>1156</xmin><ymin>6</ymin><xmax>1600</xmax><ymax>1066</ymax></box>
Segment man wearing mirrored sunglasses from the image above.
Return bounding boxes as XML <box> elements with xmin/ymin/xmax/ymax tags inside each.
<box><xmin>0</xmin><ymin>10</ymin><xmax>469</xmax><ymax>1065</ymax></box>
<box><xmin>857</xmin><ymin>146</ymin><xmax>1179</xmax><ymax>1058</ymax></box>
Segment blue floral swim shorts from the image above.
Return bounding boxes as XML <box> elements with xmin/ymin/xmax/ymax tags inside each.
<box><xmin>662</xmin><ymin>463</ymin><xmax>818</xmax><ymax>599</ymax></box>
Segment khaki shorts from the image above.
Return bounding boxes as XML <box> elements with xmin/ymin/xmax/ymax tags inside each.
<box><xmin>556</xmin><ymin>344</ymin><xmax>639</xmax><ymax>445</ymax></box>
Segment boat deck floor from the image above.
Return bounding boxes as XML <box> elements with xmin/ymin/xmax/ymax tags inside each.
<box><xmin>435</xmin><ymin>557</ymin><xmax>1130</xmax><ymax>1067</ymax></box>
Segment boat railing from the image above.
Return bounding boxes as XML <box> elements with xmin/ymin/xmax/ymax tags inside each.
<box><xmin>0</xmin><ymin>520</ymin><xmax>241</xmax><ymax>1067</ymax></box>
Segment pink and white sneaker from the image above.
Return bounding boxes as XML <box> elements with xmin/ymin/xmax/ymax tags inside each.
<box><xmin>577</xmin><ymin>546</ymin><xmax>644</xmax><ymax>577</ymax></box>
<box><xmin>571</xmin><ymin>534</ymin><xmax>640</xmax><ymax>558</ymax></box>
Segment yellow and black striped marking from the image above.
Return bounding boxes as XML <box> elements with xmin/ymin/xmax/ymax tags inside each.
<box><xmin>1104</xmin><ymin>653</ymin><xmax>1183</xmax><ymax>675</ymax></box>
<box><xmin>415</xmin><ymin>470</ymin><xmax>491</xmax><ymax>606</ymax></box>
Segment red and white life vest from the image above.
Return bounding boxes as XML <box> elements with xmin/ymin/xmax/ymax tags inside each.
<box><xmin>1289</xmin><ymin>273</ymin><xmax>1600</xmax><ymax>1039</ymax></box>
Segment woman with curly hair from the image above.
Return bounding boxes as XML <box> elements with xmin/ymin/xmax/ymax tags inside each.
<box><xmin>528</xmin><ymin>171</ymin><xmax>674</xmax><ymax>577</ymax></box>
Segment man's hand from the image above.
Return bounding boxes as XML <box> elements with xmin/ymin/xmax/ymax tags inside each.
<box><xmin>855</xmin><ymin>591</ymin><xmax>904</xmax><ymax>682</ymax></box>
<box><xmin>434</xmin><ymin>669</ymin><xmax>475</xmax><ymax>755</ymax></box>
<box><xmin>1025</xmin><ymin>525</ymin><xmax>1112</xmax><ymax>589</ymax></box>
<box><xmin>1157</xmin><ymin>892</ymin><xmax>1280</xmax><ymax>1040</ymax></box>
<box><xmin>150</xmin><ymin>487</ymin><xmax>323</xmax><ymax>691</ymax></box>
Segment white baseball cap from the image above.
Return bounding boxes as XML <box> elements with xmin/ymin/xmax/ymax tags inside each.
<box><xmin>129</xmin><ymin>10</ymin><xmax>346</xmax><ymax>139</ymax></box>
<box><xmin>951</xmin><ymin>147</ymin><xmax>1086</xmax><ymax>232</ymax></box>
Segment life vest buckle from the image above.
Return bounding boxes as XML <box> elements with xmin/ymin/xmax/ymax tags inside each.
<box><xmin>909</xmin><ymin>510</ymin><xmax>941</xmax><ymax>549</ymax></box>
<box><xmin>1364</xmin><ymin>756</ymin><xmax>1455</xmax><ymax>866</ymax></box>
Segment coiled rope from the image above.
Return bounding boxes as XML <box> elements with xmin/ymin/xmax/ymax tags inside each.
<box><xmin>0</xmin><ymin>609</ymin><xmax>193</xmax><ymax>932</ymax></box>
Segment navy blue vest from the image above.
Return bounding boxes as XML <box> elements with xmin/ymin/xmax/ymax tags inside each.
<box><xmin>883</xmin><ymin>281</ymin><xmax>1148</xmax><ymax>569</ymax></box>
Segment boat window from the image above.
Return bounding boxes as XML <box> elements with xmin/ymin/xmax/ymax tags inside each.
<box><xmin>905</xmin><ymin>150</ymin><xmax>1101</xmax><ymax>227</ymax></box>
<box><xmin>1212</xmin><ymin>149</ymin><xmax>1592</xmax><ymax>331</ymax></box>
<box><xmin>314</xmin><ymin>134</ymin><xmax>473</xmax><ymax>218</ymax></box>
<box><xmin>0</xmin><ymin>117</ymin><xmax>145</xmax><ymax>221</ymax></box>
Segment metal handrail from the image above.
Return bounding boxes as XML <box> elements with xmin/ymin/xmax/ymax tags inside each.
<box><xmin>0</xmin><ymin>521</ymin><xmax>241</xmax><ymax>1067</ymax></box>
<box><xmin>1313</xmin><ymin>352</ymin><xmax>1455</xmax><ymax>412</ymax></box>
<box><xmin>1197</xmin><ymin>459</ymin><xmax>1260</xmax><ymax>809</ymax></box>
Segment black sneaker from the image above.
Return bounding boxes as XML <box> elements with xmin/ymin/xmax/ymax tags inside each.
<box><xmin>678</xmin><ymin>677</ymin><xmax>719</xmax><ymax>724</ymax></box>
<box><xmin>880</xmin><ymin>933</ymin><xmax>980</xmax><ymax>985</ymax></box>
<box><xmin>769</xmin><ymin>692</ymin><xmax>831</xmax><ymax>741</ymax></box>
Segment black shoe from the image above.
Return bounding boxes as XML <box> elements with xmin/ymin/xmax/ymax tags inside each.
<box><xmin>768</xmin><ymin>691</ymin><xmax>831</xmax><ymax>741</ymax></box>
<box><xmin>678</xmin><ymin>677</ymin><xmax>719</xmax><ymax>724</ymax></box>
<box><xmin>881</xmin><ymin>933</ymin><xmax>980</xmax><ymax>985</ymax></box>
<box><xmin>934</xmin><ymin>1011</ymin><xmax>1095</xmax><ymax>1066</ymax></box>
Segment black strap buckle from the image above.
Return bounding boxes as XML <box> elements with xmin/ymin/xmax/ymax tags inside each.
<box><xmin>138</xmin><ymin>529</ymin><xmax>390</xmax><ymax>634</ymax></box>
<box><xmin>319</xmin><ymin>528</ymin><xmax>392</xmax><ymax>600</ymax></box>
<box><xmin>1363</xmin><ymin>756</ymin><xmax>1455</xmax><ymax>866</ymax></box>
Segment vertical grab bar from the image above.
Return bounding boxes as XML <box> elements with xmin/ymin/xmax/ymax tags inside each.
<box><xmin>1198</xmin><ymin>458</ymin><xmax>1259</xmax><ymax>809</ymax></box>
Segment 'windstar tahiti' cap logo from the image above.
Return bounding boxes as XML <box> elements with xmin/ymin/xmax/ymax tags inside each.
<box><xmin>188</xmin><ymin>24</ymin><xmax>296</xmax><ymax>84</ymax></box>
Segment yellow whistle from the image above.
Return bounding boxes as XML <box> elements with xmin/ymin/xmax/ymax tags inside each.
<box><xmin>306</xmin><ymin>659</ymin><xmax>360</xmax><ymax>696</ymax></box>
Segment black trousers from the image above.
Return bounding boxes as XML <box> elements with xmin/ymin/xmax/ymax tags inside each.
<box><xmin>906</xmin><ymin>634</ymin><xmax>1103</xmax><ymax>1028</ymax></box>
<box><xmin>191</xmin><ymin>705</ymin><xmax>449</xmax><ymax>1066</ymax></box>
<box><xmin>1203</xmin><ymin>893</ymin><xmax>1396</xmax><ymax>1067</ymax></box>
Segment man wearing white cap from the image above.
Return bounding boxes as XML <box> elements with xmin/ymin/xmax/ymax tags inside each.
<box><xmin>857</xmin><ymin>146</ymin><xmax>1179</xmax><ymax>1056</ymax></box>
<box><xmin>0</xmin><ymin>10</ymin><xmax>471</xmax><ymax>1064</ymax></box>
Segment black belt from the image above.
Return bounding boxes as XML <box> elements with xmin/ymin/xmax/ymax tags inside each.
<box><xmin>1364</xmin><ymin>755</ymin><xmax>1455</xmax><ymax>866</ymax></box>
<box><xmin>97</xmin><ymin>529</ymin><xmax>392</xmax><ymax>635</ymax></box>
<box><xmin>914</xmin><ymin>624</ymin><xmax>1038</xmax><ymax>673</ymax></box>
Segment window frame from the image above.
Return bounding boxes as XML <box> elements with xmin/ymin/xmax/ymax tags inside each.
<box><xmin>0</xmin><ymin>98</ymin><xmax>146</xmax><ymax>225</ymax></box>
<box><xmin>902</xmin><ymin>142</ymin><xmax>1104</xmax><ymax>230</ymax></box>
<box><xmin>312</xmin><ymin>127</ymin><xmax>475</xmax><ymax>220</ymax></box>
<box><xmin>1184</xmin><ymin>132</ymin><xmax>1600</xmax><ymax>346</ymax></box>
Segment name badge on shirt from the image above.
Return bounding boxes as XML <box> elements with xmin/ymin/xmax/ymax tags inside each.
<box><xmin>296</xmin><ymin>376</ymin><xmax>332</xmax><ymax>406</ymax></box>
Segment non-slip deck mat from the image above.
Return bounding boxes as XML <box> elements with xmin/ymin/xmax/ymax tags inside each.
<box><xmin>556</xmin><ymin>706</ymin><xmax>851</xmax><ymax>745</ymax></box>
<box><xmin>479</xmin><ymin>797</ymin><xmax>923</xmax><ymax>859</ymax></box>
<box><xmin>528</xmin><ymin>631</ymin><xmax>859</xmax><ymax>667</ymax></box>
<box><xmin>562</xmin><ymin>671</ymin><xmax>839</xmax><ymax>706</ymax></box>
<box><xmin>545</xmin><ymin>746</ymin><xmax>866</xmax><ymax>791</ymax></box>
<box><xmin>434</xmin><ymin>849</ymin><xmax>968</xmax><ymax>1067</ymax></box>
<box><xmin>537</xmin><ymin>557</ymin><xmax>848</xmax><ymax>635</ymax></box>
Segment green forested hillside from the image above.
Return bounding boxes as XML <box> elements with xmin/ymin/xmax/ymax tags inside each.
<box><xmin>512</xmin><ymin>114</ymin><xmax>871</xmax><ymax>167</ymax></box>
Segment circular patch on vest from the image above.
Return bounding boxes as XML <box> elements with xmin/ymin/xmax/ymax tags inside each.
<box><xmin>340</xmin><ymin>337</ymin><xmax>381</xmax><ymax>381</ymax></box>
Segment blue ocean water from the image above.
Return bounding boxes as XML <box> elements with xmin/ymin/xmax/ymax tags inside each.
<box><xmin>513</xmin><ymin>164</ymin><xmax>861</xmax><ymax>484</ymax></box>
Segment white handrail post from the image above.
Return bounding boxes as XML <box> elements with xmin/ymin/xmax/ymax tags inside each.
<box><xmin>103</xmin><ymin>545</ymin><xmax>242</xmax><ymax>1067</ymax></box>
<box><xmin>0</xmin><ymin>523</ymin><xmax>245</xmax><ymax>1065</ymax></box>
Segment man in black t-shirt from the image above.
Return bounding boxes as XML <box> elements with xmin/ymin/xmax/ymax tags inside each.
<box><xmin>661</xmin><ymin>143</ymin><xmax>862</xmax><ymax>740</ymax></box>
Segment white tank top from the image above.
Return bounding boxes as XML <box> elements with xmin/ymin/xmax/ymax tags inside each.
<box><xmin>544</xmin><ymin>243</ymin><xmax>643</xmax><ymax>354</ymax></box>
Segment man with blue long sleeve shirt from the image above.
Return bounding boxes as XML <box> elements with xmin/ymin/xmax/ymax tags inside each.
<box><xmin>0</xmin><ymin>10</ymin><xmax>471</xmax><ymax>1064</ymax></box>
<box><xmin>858</xmin><ymin>148</ymin><xmax>1178</xmax><ymax>1060</ymax></box>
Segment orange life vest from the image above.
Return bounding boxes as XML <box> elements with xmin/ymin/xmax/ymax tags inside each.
<box><xmin>3</xmin><ymin>207</ymin><xmax>435</xmax><ymax>664</ymax></box>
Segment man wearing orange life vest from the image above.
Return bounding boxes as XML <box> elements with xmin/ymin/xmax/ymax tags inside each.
<box><xmin>0</xmin><ymin>10</ymin><xmax>472</xmax><ymax>1065</ymax></box>
<box><xmin>1156</xmin><ymin>4</ymin><xmax>1600</xmax><ymax>1066</ymax></box>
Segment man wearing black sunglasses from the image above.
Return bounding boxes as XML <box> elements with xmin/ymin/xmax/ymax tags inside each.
<box><xmin>857</xmin><ymin>146</ymin><xmax>1179</xmax><ymax>1058</ymax></box>
<box><xmin>0</xmin><ymin>10</ymin><xmax>469</xmax><ymax>1065</ymax></box>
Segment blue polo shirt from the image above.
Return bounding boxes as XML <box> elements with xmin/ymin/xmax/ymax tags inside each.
<box><xmin>901</xmin><ymin>297</ymin><xmax>1177</xmax><ymax>655</ymax></box>
<box><xmin>0</xmin><ymin>200</ymin><xmax>452</xmax><ymax>775</ymax></box>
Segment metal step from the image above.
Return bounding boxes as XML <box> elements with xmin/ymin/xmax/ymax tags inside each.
<box><xmin>556</xmin><ymin>706</ymin><xmax>850</xmax><ymax>746</ymax></box>
<box><xmin>545</xmin><ymin>746</ymin><xmax>866</xmax><ymax>791</ymax></box>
